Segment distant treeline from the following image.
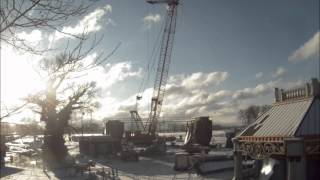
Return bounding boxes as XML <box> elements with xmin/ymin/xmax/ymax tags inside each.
<box><xmin>1</xmin><ymin>120</ymin><xmax>232</xmax><ymax>135</ymax></box>
<box><xmin>1</xmin><ymin>103</ymin><xmax>270</xmax><ymax>136</ymax></box>
<box><xmin>1</xmin><ymin>122</ymin><xmax>43</xmax><ymax>136</ymax></box>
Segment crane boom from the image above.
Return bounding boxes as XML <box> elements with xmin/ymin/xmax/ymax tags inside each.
<box><xmin>147</xmin><ymin>0</ymin><xmax>179</xmax><ymax>136</ymax></box>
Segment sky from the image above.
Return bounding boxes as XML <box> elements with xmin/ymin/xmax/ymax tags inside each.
<box><xmin>1</xmin><ymin>0</ymin><xmax>319</xmax><ymax>125</ymax></box>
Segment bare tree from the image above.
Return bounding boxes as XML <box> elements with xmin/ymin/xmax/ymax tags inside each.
<box><xmin>0</xmin><ymin>0</ymin><xmax>120</xmax><ymax>162</ymax></box>
<box><xmin>24</xmin><ymin>39</ymin><xmax>105</xmax><ymax>162</ymax></box>
<box><xmin>238</xmin><ymin>105</ymin><xmax>271</xmax><ymax>126</ymax></box>
<box><xmin>0</xmin><ymin>102</ymin><xmax>28</xmax><ymax>120</ymax></box>
<box><xmin>0</xmin><ymin>0</ymin><xmax>93</xmax><ymax>52</ymax></box>
<box><xmin>0</xmin><ymin>0</ymin><xmax>102</xmax><ymax>121</ymax></box>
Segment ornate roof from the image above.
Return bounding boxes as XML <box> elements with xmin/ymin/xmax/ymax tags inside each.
<box><xmin>239</xmin><ymin>78</ymin><xmax>320</xmax><ymax>138</ymax></box>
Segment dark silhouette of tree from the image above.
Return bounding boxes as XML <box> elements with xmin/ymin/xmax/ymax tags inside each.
<box><xmin>238</xmin><ymin>105</ymin><xmax>271</xmax><ymax>126</ymax></box>
<box><xmin>24</xmin><ymin>40</ymin><xmax>103</xmax><ymax>162</ymax></box>
<box><xmin>0</xmin><ymin>0</ymin><xmax>104</xmax><ymax>122</ymax></box>
<box><xmin>0</xmin><ymin>0</ymin><xmax>122</xmax><ymax>165</ymax></box>
<box><xmin>0</xmin><ymin>0</ymin><xmax>94</xmax><ymax>53</ymax></box>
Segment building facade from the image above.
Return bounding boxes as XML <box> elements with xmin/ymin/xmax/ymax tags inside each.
<box><xmin>233</xmin><ymin>78</ymin><xmax>320</xmax><ymax>180</ymax></box>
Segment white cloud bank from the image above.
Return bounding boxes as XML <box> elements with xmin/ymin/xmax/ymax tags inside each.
<box><xmin>101</xmin><ymin>69</ymin><xmax>306</xmax><ymax>126</ymax></box>
<box><xmin>77</xmin><ymin>54</ymin><xmax>142</xmax><ymax>90</ymax></box>
<box><xmin>103</xmin><ymin>71</ymin><xmax>240</xmax><ymax>124</ymax></box>
<box><xmin>180</xmin><ymin>72</ymin><xmax>228</xmax><ymax>89</ymax></box>
<box><xmin>103</xmin><ymin>62</ymin><xmax>142</xmax><ymax>88</ymax></box>
<box><xmin>289</xmin><ymin>31</ymin><xmax>319</xmax><ymax>62</ymax></box>
<box><xmin>232</xmin><ymin>80</ymin><xmax>278</xmax><ymax>100</ymax></box>
<box><xmin>49</xmin><ymin>5</ymin><xmax>113</xmax><ymax>42</ymax></box>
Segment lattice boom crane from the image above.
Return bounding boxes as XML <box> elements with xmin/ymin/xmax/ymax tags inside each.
<box><xmin>146</xmin><ymin>0</ymin><xmax>179</xmax><ymax>136</ymax></box>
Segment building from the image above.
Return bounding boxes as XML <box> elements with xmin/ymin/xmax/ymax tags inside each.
<box><xmin>79</xmin><ymin>120</ymin><xmax>124</xmax><ymax>157</ymax></box>
<box><xmin>233</xmin><ymin>78</ymin><xmax>320</xmax><ymax>180</ymax></box>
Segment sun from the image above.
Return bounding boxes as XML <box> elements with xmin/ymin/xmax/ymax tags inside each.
<box><xmin>1</xmin><ymin>45</ymin><xmax>45</xmax><ymax>110</ymax></box>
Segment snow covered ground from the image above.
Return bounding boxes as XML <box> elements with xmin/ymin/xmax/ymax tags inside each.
<box><xmin>1</xmin><ymin>134</ymin><xmax>234</xmax><ymax>180</ymax></box>
<box><xmin>1</xmin><ymin>158</ymin><xmax>234</xmax><ymax>180</ymax></box>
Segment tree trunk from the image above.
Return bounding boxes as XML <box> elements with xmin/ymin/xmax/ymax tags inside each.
<box><xmin>42</xmin><ymin>87</ymin><xmax>68</xmax><ymax>163</ymax></box>
<box><xmin>42</xmin><ymin>120</ymin><xmax>68</xmax><ymax>163</ymax></box>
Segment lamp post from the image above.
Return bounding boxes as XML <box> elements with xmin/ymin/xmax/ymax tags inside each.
<box><xmin>81</xmin><ymin>112</ymin><xmax>85</xmax><ymax>136</ymax></box>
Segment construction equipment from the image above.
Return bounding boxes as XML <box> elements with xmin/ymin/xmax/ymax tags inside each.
<box><xmin>184</xmin><ymin>116</ymin><xmax>212</xmax><ymax>153</ymax></box>
<box><xmin>146</xmin><ymin>0</ymin><xmax>179</xmax><ymax>137</ymax></box>
<box><xmin>126</xmin><ymin>0</ymin><xmax>179</xmax><ymax>145</ymax></box>
<box><xmin>79</xmin><ymin>121</ymin><xmax>124</xmax><ymax>157</ymax></box>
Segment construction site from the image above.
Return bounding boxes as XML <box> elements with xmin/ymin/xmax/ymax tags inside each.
<box><xmin>0</xmin><ymin>0</ymin><xmax>319</xmax><ymax>180</ymax></box>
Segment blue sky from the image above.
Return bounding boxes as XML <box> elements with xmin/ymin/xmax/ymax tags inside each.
<box><xmin>1</xmin><ymin>0</ymin><xmax>319</xmax><ymax>125</ymax></box>
<box><xmin>93</xmin><ymin>0</ymin><xmax>319</xmax><ymax>89</ymax></box>
<box><xmin>104</xmin><ymin>0</ymin><xmax>319</xmax><ymax>81</ymax></box>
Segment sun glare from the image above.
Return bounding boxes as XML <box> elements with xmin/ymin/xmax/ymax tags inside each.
<box><xmin>1</xmin><ymin>45</ymin><xmax>45</xmax><ymax>107</ymax></box>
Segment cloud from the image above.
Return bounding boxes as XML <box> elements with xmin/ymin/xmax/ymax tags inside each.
<box><xmin>143</xmin><ymin>14</ymin><xmax>161</xmax><ymax>29</ymax></box>
<box><xmin>77</xmin><ymin>56</ymin><xmax>142</xmax><ymax>89</ymax></box>
<box><xmin>272</xmin><ymin>67</ymin><xmax>287</xmax><ymax>78</ymax></box>
<box><xmin>94</xmin><ymin>68</ymin><xmax>305</xmax><ymax>126</ymax></box>
<box><xmin>144</xmin><ymin>14</ymin><xmax>161</xmax><ymax>23</ymax></box>
<box><xmin>16</xmin><ymin>30</ymin><xmax>43</xmax><ymax>44</ymax></box>
<box><xmin>58</xmin><ymin>59</ymin><xmax>142</xmax><ymax>120</ymax></box>
<box><xmin>255</xmin><ymin>72</ymin><xmax>263</xmax><ymax>79</ymax></box>
<box><xmin>180</xmin><ymin>72</ymin><xmax>229</xmax><ymax>89</ymax></box>
<box><xmin>232</xmin><ymin>80</ymin><xmax>279</xmax><ymax>100</ymax></box>
<box><xmin>103</xmin><ymin>62</ymin><xmax>142</xmax><ymax>88</ymax></box>
<box><xmin>13</xmin><ymin>29</ymin><xmax>47</xmax><ymax>50</ymax></box>
<box><xmin>288</xmin><ymin>31</ymin><xmax>320</xmax><ymax>62</ymax></box>
<box><xmin>100</xmin><ymin>72</ymin><xmax>296</xmax><ymax>124</ymax></box>
<box><xmin>107</xmin><ymin>71</ymin><xmax>231</xmax><ymax>120</ymax></box>
<box><xmin>49</xmin><ymin>5</ymin><xmax>113</xmax><ymax>42</ymax></box>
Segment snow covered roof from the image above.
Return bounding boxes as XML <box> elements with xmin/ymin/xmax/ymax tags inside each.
<box><xmin>239</xmin><ymin>78</ymin><xmax>320</xmax><ymax>138</ymax></box>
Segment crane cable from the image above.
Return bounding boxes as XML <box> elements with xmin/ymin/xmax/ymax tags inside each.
<box><xmin>137</xmin><ymin>6</ymin><xmax>166</xmax><ymax>102</ymax></box>
<box><xmin>140</xmin><ymin>1</ymin><xmax>183</xmax><ymax>99</ymax></box>
<box><xmin>142</xmin><ymin>20</ymin><xmax>165</xmax><ymax>92</ymax></box>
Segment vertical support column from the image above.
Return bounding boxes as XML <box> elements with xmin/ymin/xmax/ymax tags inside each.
<box><xmin>287</xmin><ymin>156</ymin><xmax>306</xmax><ymax>180</ymax></box>
<box><xmin>285</xmin><ymin>138</ymin><xmax>306</xmax><ymax>180</ymax></box>
<box><xmin>275</xmin><ymin>88</ymin><xmax>280</xmax><ymax>102</ymax></box>
<box><xmin>305</xmin><ymin>83</ymin><xmax>310</xmax><ymax>97</ymax></box>
<box><xmin>280</xmin><ymin>89</ymin><xmax>285</xmax><ymax>101</ymax></box>
<box><xmin>233</xmin><ymin>138</ymin><xmax>243</xmax><ymax>180</ymax></box>
<box><xmin>311</xmin><ymin>78</ymin><xmax>319</xmax><ymax>97</ymax></box>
